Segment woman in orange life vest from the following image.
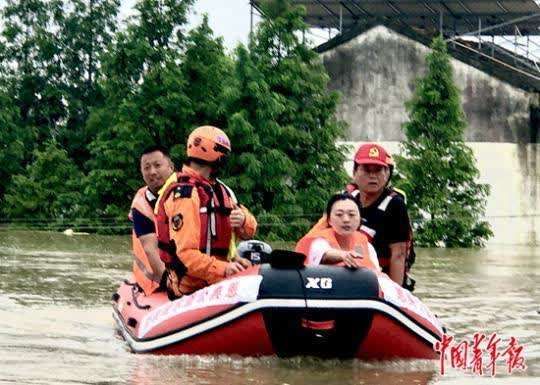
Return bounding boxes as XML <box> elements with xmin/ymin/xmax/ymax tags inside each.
<box><xmin>296</xmin><ymin>193</ymin><xmax>380</xmax><ymax>270</ymax></box>
<box><xmin>155</xmin><ymin>125</ymin><xmax>257</xmax><ymax>299</ymax></box>
<box><xmin>129</xmin><ymin>146</ymin><xmax>174</xmax><ymax>296</ymax></box>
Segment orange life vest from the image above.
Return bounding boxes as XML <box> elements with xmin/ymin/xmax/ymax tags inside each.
<box><xmin>129</xmin><ymin>187</ymin><xmax>162</xmax><ymax>295</ymax></box>
<box><xmin>295</xmin><ymin>227</ymin><xmax>376</xmax><ymax>269</ymax></box>
<box><xmin>155</xmin><ymin>172</ymin><xmax>234</xmax><ymax>266</ymax></box>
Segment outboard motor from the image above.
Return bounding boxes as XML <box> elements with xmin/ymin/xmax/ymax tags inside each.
<box><xmin>237</xmin><ymin>240</ymin><xmax>272</xmax><ymax>265</ymax></box>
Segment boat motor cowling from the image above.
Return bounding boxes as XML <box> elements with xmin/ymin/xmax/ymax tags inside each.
<box><xmin>237</xmin><ymin>240</ymin><xmax>272</xmax><ymax>265</ymax></box>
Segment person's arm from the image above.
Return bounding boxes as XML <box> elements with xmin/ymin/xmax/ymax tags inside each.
<box><xmin>218</xmin><ymin>182</ymin><xmax>257</xmax><ymax>239</ymax></box>
<box><xmin>314</xmin><ymin>239</ymin><xmax>361</xmax><ymax>269</ymax></box>
<box><xmin>165</xmin><ymin>191</ymin><xmax>242</xmax><ymax>284</ymax></box>
<box><xmin>321</xmin><ymin>249</ymin><xmax>346</xmax><ymax>264</ymax></box>
<box><xmin>306</xmin><ymin>238</ymin><xmax>332</xmax><ymax>265</ymax></box>
<box><xmin>131</xmin><ymin>208</ymin><xmax>165</xmax><ymax>279</ymax></box>
<box><xmin>367</xmin><ymin>243</ymin><xmax>381</xmax><ymax>271</ymax></box>
<box><xmin>138</xmin><ymin>233</ymin><xmax>165</xmax><ymax>279</ymax></box>
<box><xmin>385</xmin><ymin>198</ymin><xmax>412</xmax><ymax>285</ymax></box>
<box><xmin>323</xmin><ymin>249</ymin><xmax>362</xmax><ymax>268</ymax></box>
<box><xmin>231</xmin><ymin>204</ymin><xmax>257</xmax><ymax>239</ymax></box>
<box><xmin>388</xmin><ymin>242</ymin><xmax>407</xmax><ymax>284</ymax></box>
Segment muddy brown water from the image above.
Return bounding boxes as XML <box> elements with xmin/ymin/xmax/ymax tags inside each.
<box><xmin>0</xmin><ymin>230</ymin><xmax>538</xmax><ymax>385</ymax></box>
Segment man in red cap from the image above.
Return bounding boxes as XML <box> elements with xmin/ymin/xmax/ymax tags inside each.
<box><xmin>307</xmin><ymin>143</ymin><xmax>415</xmax><ymax>290</ymax></box>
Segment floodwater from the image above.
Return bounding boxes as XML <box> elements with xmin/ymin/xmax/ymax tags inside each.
<box><xmin>0</xmin><ymin>230</ymin><xmax>538</xmax><ymax>385</ymax></box>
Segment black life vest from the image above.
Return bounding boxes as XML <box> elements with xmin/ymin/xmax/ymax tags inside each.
<box><xmin>345</xmin><ymin>184</ymin><xmax>416</xmax><ymax>271</ymax></box>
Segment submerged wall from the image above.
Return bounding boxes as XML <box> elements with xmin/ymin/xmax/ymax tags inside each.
<box><xmin>321</xmin><ymin>26</ymin><xmax>537</xmax><ymax>143</ymax></box>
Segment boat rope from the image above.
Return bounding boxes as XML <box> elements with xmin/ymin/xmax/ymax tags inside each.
<box><xmin>131</xmin><ymin>284</ymin><xmax>151</xmax><ymax>310</ymax></box>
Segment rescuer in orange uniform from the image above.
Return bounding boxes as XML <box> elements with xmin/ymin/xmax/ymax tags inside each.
<box><xmin>155</xmin><ymin>126</ymin><xmax>257</xmax><ymax>299</ymax></box>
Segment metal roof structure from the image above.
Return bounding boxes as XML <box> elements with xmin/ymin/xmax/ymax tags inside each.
<box><xmin>254</xmin><ymin>1</ymin><xmax>540</xmax><ymax>36</ymax></box>
<box><xmin>251</xmin><ymin>1</ymin><xmax>540</xmax><ymax>90</ymax></box>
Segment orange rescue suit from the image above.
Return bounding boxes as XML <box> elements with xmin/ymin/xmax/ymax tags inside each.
<box><xmin>295</xmin><ymin>227</ymin><xmax>376</xmax><ymax>269</ymax></box>
<box><xmin>129</xmin><ymin>186</ymin><xmax>162</xmax><ymax>295</ymax></box>
<box><xmin>155</xmin><ymin>165</ymin><xmax>257</xmax><ymax>296</ymax></box>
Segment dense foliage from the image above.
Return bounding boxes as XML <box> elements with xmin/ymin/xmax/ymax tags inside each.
<box><xmin>395</xmin><ymin>36</ymin><xmax>492</xmax><ymax>247</ymax></box>
<box><xmin>222</xmin><ymin>0</ymin><xmax>348</xmax><ymax>240</ymax></box>
<box><xmin>0</xmin><ymin>0</ymin><xmax>348</xmax><ymax>239</ymax></box>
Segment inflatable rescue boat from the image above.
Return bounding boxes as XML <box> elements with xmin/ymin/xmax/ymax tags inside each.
<box><xmin>112</xmin><ymin>250</ymin><xmax>444</xmax><ymax>359</ymax></box>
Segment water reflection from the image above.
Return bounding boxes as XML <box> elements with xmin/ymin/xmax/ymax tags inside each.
<box><xmin>126</xmin><ymin>355</ymin><xmax>437</xmax><ymax>385</ymax></box>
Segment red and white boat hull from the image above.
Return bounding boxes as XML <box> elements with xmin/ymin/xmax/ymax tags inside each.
<box><xmin>113</xmin><ymin>265</ymin><xmax>443</xmax><ymax>359</ymax></box>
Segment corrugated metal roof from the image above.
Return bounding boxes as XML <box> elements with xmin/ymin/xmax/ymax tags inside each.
<box><xmin>253</xmin><ymin>1</ymin><xmax>540</xmax><ymax>35</ymax></box>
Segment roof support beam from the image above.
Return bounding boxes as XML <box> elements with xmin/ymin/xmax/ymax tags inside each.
<box><xmin>314</xmin><ymin>0</ymin><xmax>341</xmax><ymax>25</ymax></box>
<box><xmin>281</xmin><ymin>1</ymin><xmax>540</xmax><ymax>36</ymax></box>
<box><xmin>440</xmin><ymin>0</ymin><xmax>476</xmax><ymax>34</ymax></box>
<box><xmin>386</xmin><ymin>1</ymin><xmax>403</xmax><ymax>16</ymax></box>
<box><xmin>291</xmin><ymin>0</ymin><xmax>538</xmax><ymax>5</ymax></box>
<box><xmin>496</xmin><ymin>1</ymin><xmax>509</xmax><ymax>13</ymax></box>
<box><xmin>339</xmin><ymin>1</ymin><xmax>357</xmax><ymax>18</ymax></box>
<box><xmin>456</xmin><ymin>1</ymin><xmax>472</xmax><ymax>14</ymax></box>
<box><xmin>350</xmin><ymin>1</ymin><xmax>372</xmax><ymax>17</ymax></box>
<box><xmin>447</xmin><ymin>12</ymin><xmax>540</xmax><ymax>40</ymax></box>
<box><xmin>422</xmin><ymin>2</ymin><xmax>437</xmax><ymax>15</ymax></box>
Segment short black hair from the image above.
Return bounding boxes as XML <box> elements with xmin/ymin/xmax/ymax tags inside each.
<box><xmin>325</xmin><ymin>193</ymin><xmax>362</xmax><ymax>219</ymax></box>
<box><xmin>141</xmin><ymin>145</ymin><xmax>170</xmax><ymax>159</ymax></box>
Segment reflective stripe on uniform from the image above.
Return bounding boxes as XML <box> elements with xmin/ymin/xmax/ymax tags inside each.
<box><xmin>217</xmin><ymin>178</ymin><xmax>238</xmax><ymax>205</ymax></box>
<box><xmin>377</xmin><ymin>195</ymin><xmax>393</xmax><ymax>211</ymax></box>
<box><xmin>360</xmin><ymin>224</ymin><xmax>376</xmax><ymax>239</ymax></box>
<box><xmin>145</xmin><ymin>189</ymin><xmax>157</xmax><ymax>202</ymax></box>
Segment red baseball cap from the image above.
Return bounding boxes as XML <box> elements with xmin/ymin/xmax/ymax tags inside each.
<box><xmin>353</xmin><ymin>143</ymin><xmax>393</xmax><ymax>167</ymax></box>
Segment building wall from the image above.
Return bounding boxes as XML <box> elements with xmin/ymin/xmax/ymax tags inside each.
<box><xmin>321</xmin><ymin>26</ymin><xmax>537</xmax><ymax>143</ymax></box>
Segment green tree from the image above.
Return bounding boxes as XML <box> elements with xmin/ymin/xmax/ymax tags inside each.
<box><xmin>84</xmin><ymin>0</ymin><xmax>196</xmax><ymax>226</ymax></box>
<box><xmin>395</xmin><ymin>36</ymin><xmax>492</xmax><ymax>247</ymax></box>
<box><xmin>3</xmin><ymin>142</ymin><xmax>84</xmax><ymax>228</ymax></box>
<box><xmin>223</xmin><ymin>0</ymin><xmax>348</xmax><ymax>240</ymax></box>
<box><xmin>0</xmin><ymin>0</ymin><xmax>65</xmax><ymax>146</ymax></box>
<box><xmin>179</xmin><ymin>14</ymin><xmax>234</xmax><ymax>147</ymax></box>
<box><xmin>0</xmin><ymin>84</ymin><xmax>33</xmax><ymax>201</ymax></box>
<box><xmin>0</xmin><ymin>0</ymin><xmax>64</xmax><ymax>211</ymax></box>
<box><xmin>55</xmin><ymin>0</ymin><xmax>120</xmax><ymax>167</ymax></box>
<box><xmin>0</xmin><ymin>0</ymin><xmax>118</xmax><ymax>217</ymax></box>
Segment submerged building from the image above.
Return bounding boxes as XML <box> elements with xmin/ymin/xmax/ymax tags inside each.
<box><xmin>317</xmin><ymin>22</ymin><xmax>538</xmax><ymax>143</ymax></box>
<box><xmin>252</xmin><ymin>1</ymin><xmax>540</xmax><ymax>244</ymax></box>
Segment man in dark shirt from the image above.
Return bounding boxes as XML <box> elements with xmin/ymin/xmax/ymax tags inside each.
<box><xmin>129</xmin><ymin>146</ymin><xmax>174</xmax><ymax>294</ymax></box>
<box><xmin>350</xmin><ymin>143</ymin><xmax>415</xmax><ymax>289</ymax></box>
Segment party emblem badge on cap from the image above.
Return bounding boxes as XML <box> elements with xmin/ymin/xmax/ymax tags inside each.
<box><xmin>368</xmin><ymin>147</ymin><xmax>380</xmax><ymax>158</ymax></box>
